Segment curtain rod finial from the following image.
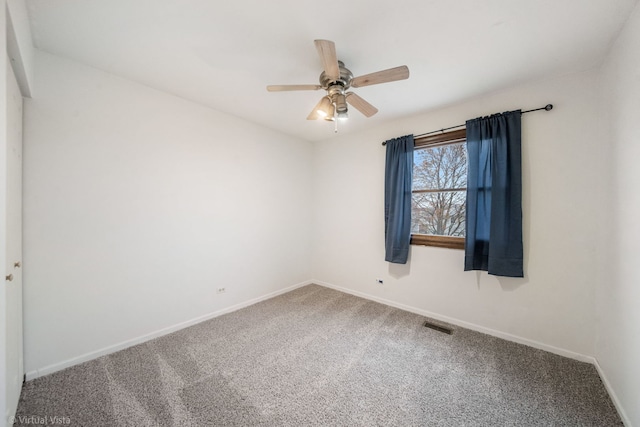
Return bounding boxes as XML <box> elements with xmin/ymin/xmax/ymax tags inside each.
<box><xmin>545</xmin><ymin>104</ymin><xmax>553</xmax><ymax>111</ymax></box>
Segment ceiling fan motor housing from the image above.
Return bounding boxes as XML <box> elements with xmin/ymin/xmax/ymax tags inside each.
<box><xmin>319</xmin><ymin>61</ymin><xmax>353</xmax><ymax>90</ymax></box>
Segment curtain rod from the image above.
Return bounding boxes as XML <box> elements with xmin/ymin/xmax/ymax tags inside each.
<box><xmin>381</xmin><ymin>104</ymin><xmax>553</xmax><ymax>146</ymax></box>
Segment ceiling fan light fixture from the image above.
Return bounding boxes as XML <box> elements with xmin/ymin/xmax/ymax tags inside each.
<box><xmin>323</xmin><ymin>102</ymin><xmax>336</xmax><ymax>120</ymax></box>
<box><xmin>316</xmin><ymin>97</ymin><xmax>332</xmax><ymax>118</ymax></box>
<box><xmin>335</xmin><ymin>93</ymin><xmax>348</xmax><ymax>113</ymax></box>
<box><xmin>337</xmin><ymin>110</ymin><xmax>348</xmax><ymax>120</ymax></box>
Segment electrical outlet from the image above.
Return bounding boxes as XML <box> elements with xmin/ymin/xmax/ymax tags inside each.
<box><xmin>376</xmin><ymin>278</ymin><xmax>384</xmax><ymax>284</ymax></box>
<box><xmin>217</xmin><ymin>287</ymin><xmax>226</xmax><ymax>294</ymax></box>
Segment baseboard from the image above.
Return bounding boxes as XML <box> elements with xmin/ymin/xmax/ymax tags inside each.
<box><xmin>312</xmin><ymin>280</ymin><xmax>594</xmax><ymax>363</ymax></box>
<box><xmin>25</xmin><ymin>280</ymin><xmax>313</xmax><ymax>381</ymax></box>
<box><xmin>593</xmin><ymin>358</ymin><xmax>632</xmax><ymax>426</ymax></box>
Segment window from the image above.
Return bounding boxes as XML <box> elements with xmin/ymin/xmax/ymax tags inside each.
<box><xmin>411</xmin><ymin>129</ymin><xmax>466</xmax><ymax>249</ymax></box>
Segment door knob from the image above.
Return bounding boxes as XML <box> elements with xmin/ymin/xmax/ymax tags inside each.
<box><xmin>14</xmin><ymin>261</ymin><xmax>20</xmax><ymax>268</ymax></box>
<box><xmin>5</xmin><ymin>274</ymin><xmax>13</xmax><ymax>281</ymax></box>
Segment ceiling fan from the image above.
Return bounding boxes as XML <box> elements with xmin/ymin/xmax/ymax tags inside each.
<box><xmin>267</xmin><ymin>40</ymin><xmax>409</xmax><ymax>123</ymax></box>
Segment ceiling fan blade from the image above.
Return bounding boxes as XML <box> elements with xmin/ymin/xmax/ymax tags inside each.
<box><xmin>346</xmin><ymin>92</ymin><xmax>378</xmax><ymax>117</ymax></box>
<box><xmin>267</xmin><ymin>84</ymin><xmax>322</xmax><ymax>92</ymax></box>
<box><xmin>351</xmin><ymin>65</ymin><xmax>410</xmax><ymax>88</ymax></box>
<box><xmin>314</xmin><ymin>39</ymin><xmax>340</xmax><ymax>81</ymax></box>
<box><xmin>307</xmin><ymin>97</ymin><xmax>326</xmax><ymax>120</ymax></box>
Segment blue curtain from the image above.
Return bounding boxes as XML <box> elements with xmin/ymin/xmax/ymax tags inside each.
<box><xmin>464</xmin><ymin>111</ymin><xmax>523</xmax><ymax>277</ymax></box>
<box><xmin>384</xmin><ymin>135</ymin><xmax>414</xmax><ymax>264</ymax></box>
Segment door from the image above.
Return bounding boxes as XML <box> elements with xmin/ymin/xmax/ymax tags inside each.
<box><xmin>4</xmin><ymin>59</ymin><xmax>23</xmax><ymax>424</ymax></box>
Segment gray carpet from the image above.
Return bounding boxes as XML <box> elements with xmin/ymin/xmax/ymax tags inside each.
<box><xmin>15</xmin><ymin>284</ymin><xmax>622</xmax><ymax>426</ymax></box>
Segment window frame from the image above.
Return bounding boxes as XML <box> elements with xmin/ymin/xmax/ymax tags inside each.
<box><xmin>410</xmin><ymin>128</ymin><xmax>467</xmax><ymax>250</ymax></box>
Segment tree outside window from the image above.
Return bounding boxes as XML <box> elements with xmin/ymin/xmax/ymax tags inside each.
<box><xmin>410</xmin><ymin>130</ymin><xmax>466</xmax><ymax>249</ymax></box>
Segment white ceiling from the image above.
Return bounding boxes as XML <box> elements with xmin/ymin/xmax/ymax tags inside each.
<box><xmin>26</xmin><ymin>0</ymin><xmax>637</xmax><ymax>142</ymax></box>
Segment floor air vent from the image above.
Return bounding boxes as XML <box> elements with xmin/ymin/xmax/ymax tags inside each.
<box><xmin>423</xmin><ymin>320</ymin><xmax>453</xmax><ymax>335</ymax></box>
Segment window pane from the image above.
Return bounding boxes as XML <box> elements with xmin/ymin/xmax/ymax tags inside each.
<box><xmin>411</xmin><ymin>191</ymin><xmax>465</xmax><ymax>237</ymax></box>
<box><xmin>413</xmin><ymin>143</ymin><xmax>467</xmax><ymax>191</ymax></box>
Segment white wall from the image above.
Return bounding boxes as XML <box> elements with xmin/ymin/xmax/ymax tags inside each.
<box><xmin>23</xmin><ymin>51</ymin><xmax>312</xmax><ymax>375</ymax></box>
<box><xmin>313</xmin><ymin>68</ymin><xmax>604</xmax><ymax>359</ymax></box>
<box><xmin>597</xmin><ymin>3</ymin><xmax>640</xmax><ymax>426</ymax></box>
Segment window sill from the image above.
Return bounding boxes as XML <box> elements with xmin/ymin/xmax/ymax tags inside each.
<box><xmin>410</xmin><ymin>234</ymin><xmax>465</xmax><ymax>250</ymax></box>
